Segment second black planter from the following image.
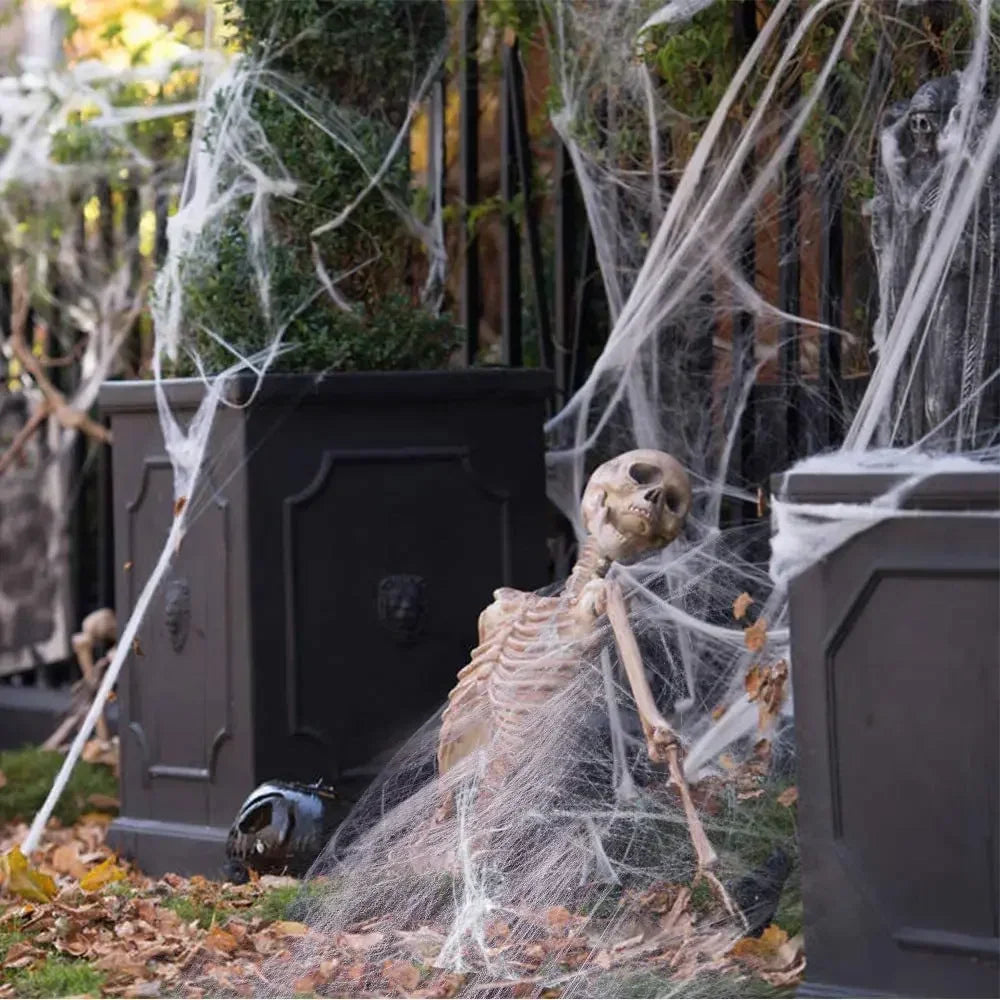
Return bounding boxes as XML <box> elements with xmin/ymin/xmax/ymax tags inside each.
<box><xmin>100</xmin><ymin>369</ymin><xmax>553</xmax><ymax>876</ymax></box>
<box><xmin>776</xmin><ymin>463</ymin><xmax>999</xmax><ymax>998</ymax></box>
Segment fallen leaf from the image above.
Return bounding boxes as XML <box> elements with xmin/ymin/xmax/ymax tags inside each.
<box><xmin>51</xmin><ymin>843</ymin><xmax>87</xmax><ymax>879</ymax></box>
<box><xmin>733</xmin><ymin>592</ymin><xmax>753</xmax><ymax>620</ymax></box>
<box><xmin>744</xmin><ymin>618</ymin><xmax>767</xmax><ymax>652</ymax></box>
<box><xmin>338</xmin><ymin>930</ymin><xmax>383</xmax><ymax>951</ymax></box>
<box><xmin>611</xmin><ymin>932</ymin><xmax>645</xmax><ymax>952</ymax></box>
<box><xmin>730</xmin><ymin>924</ymin><xmax>789</xmax><ymax>961</ymax></box>
<box><xmin>383</xmin><ymin>959</ymin><xmax>421</xmax><ymax>992</ymax></box>
<box><xmin>86</xmin><ymin>793</ymin><xmax>120</xmax><ymax>811</ymax></box>
<box><xmin>485</xmin><ymin>918</ymin><xmax>510</xmax><ymax>943</ymax></box>
<box><xmin>258</xmin><ymin>874</ymin><xmax>298</xmax><ymax>890</ymax></box>
<box><xmin>123</xmin><ymin>981</ymin><xmax>162</xmax><ymax>998</ymax></box>
<box><xmin>744</xmin><ymin>665</ymin><xmax>763</xmax><ymax>700</ymax></box>
<box><xmin>204</xmin><ymin>926</ymin><xmax>238</xmax><ymax>954</ymax></box>
<box><xmin>82</xmin><ymin>739</ymin><xmax>118</xmax><ymax>767</ymax></box>
<box><xmin>80</xmin><ymin>856</ymin><xmax>126</xmax><ymax>892</ymax></box>
<box><xmin>344</xmin><ymin>962</ymin><xmax>366</xmax><ymax>986</ymax></box>
<box><xmin>293</xmin><ymin>970</ymin><xmax>330</xmax><ymax>994</ymax></box>
<box><xmin>2</xmin><ymin>940</ymin><xmax>43</xmax><ymax>969</ymax></box>
<box><xmin>418</xmin><ymin>971</ymin><xmax>465</xmax><ymax>998</ymax></box>
<box><xmin>777</xmin><ymin>786</ymin><xmax>798</xmax><ymax>807</ymax></box>
<box><xmin>0</xmin><ymin>846</ymin><xmax>58</xmax><ymax>903</ymax></box>
<box><xmin>271</xmin><ymin>920</ymin><xmax>309</xmax><ymax>937</ymax></box>
<box><xmin>745</xmin><ymin>659</ymin><xmax>789</xmax><ymax>730</ymax></box>
<box><xmin>77</xmin><ymin>812</ymin><xmax>114</xmax><ymax>826</ymax></box>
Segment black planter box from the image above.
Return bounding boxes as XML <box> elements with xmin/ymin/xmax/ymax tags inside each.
<box><xmin>99</xmin><ymin>370</ymin><xmax>553</xmax><ymax>877</ymax></box>
<box><xmin>775</xmin><ymin>465</ymin><xmax>999</xmax><ymax>998</ymax></box>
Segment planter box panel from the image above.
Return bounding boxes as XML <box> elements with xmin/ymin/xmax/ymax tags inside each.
<box><xmin>109</xmin><ymin>402</ymin><xmax>256</xmax><ymax>853</ymax></box>
<box><xmin>242</xmin><ymin>382</ymin><xmax>549</xmax><ymax>783</ymax></box>
<box><xmin>278</xmin><ymin>448</ymin><xmax>512</xmax><ymax>776</ymax></box>
<box><xmin>779</xmin><ymin>467</ymin><xmax>999</xmax><ymax>998</ymax></box>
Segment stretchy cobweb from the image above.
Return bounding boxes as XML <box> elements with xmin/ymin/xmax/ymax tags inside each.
<box><xmin>8</xmin><ymin>1</ymin><xmax>998</xmax><ymax>997</ymax></box>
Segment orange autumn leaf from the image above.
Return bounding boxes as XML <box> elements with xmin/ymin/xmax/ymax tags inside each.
<box><xmin>777</xmin><ymin>785</ymin><xmax>799</xmax><ymax>807</ymax></box>
<box><xmin>744</xmin><ymin>617</ymin><xmax>767</xmax><ymax>652</ymax></box>
<box><xmin>0</xmin><ymin>846</ymin><xmax>58</xmax><ymax>903</ymax></box>
<box><xmin>79</xmin><ymin>855</ymin><xmax>126</xmax><ymax>892</ymax></box>
<box><xmin>293</xmin><ymin>971</ymin><xmax>328</xmax><ymax>994</ymax></box>
<box><xmin>383</xmin><ymin>959</ymin><xmax>421</xmax><ymax>992</ymax></box>
<box><xmin>204</xmin><ymin>926</ymin><xmax>239</xmax><ymax>954</ymax></box>
<box><xmin>51</xmin><ymin>843</ymin><xmax>87</xmax><ymax>879</ymax></box>
<box><xmin>730</xmin><ymin>923</ymin><xmax>788</xmax><ymax>960</ymax></box>
<box><xmin>733</xmin><ymin>592</ymin><xmax>753</xmax><ymax>620</ymax></box>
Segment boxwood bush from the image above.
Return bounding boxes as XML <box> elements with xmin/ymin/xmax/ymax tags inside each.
<box><xmin>176</xmin><ymin>0</ymin><xmax>456</xmax><ymax>375</ymax></box>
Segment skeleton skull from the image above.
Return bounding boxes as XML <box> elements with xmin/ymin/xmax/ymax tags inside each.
<box><xmin>581</xmin><ymin>449</ymin><xmax>691</xmax><ymax>562</ymax></box>
<box><xmin>906</xmin><ymin>76</ymin><xmax>958</xmax><ymax>156</ymax></box>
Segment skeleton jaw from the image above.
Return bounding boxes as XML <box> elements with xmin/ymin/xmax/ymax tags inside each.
<box><xmin>597</xmin><ymin>502</ymin><xmax>660</xmax><ymax>561</ymax></box>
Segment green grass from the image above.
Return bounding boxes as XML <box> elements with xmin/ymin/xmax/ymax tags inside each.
<box><xmin>253</xmin><ymin>884</ymin><xmax>301</xmax><ymax>923</ymax></box>
<box><xmin>2</xmin><ymin>928</ymin><xmax>106</xmax><ymax>999</ymax></box>
<box><xmin>251</xmin><ymin>879</ymin><xmax>333</xmax><ymax>923</ymax></box>
<box><xmin>162</xmin><ymin>894</ymin><xmax>231</xmax><ymax>930</ymax></box>
<box><xmin>773</xmin><ymin>868</ymin><xmax>803</xmax><ymax>938</ymax></box>
<box><xmin>0</xmin><ymin>745</ymin><xmax>119</xmax><ymax>826</ymax></box>
<box><xmin>6</xmin><ymin>955</ymin><xmax>106</xmax><ymax>998</ymax></box>
<box><xmin>0</xmin><ymin>928</ymin><xmax>26</xmax><ymax>961</ymax></box>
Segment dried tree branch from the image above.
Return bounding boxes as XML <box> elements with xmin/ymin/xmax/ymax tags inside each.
<box><xmin>0</xmin><ymin>264</ymin><xmax>113</xmax><ymax>476</ymax></box>
<box><xmin>0</xmin><ymin>400</ymin><xmax>51</xmax><ymax>475</ymax></box>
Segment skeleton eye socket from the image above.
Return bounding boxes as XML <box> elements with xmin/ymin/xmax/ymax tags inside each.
<box><xmin>628</xmin><ymin>462</ymin><xmax>662</xmax><ymax>486</ymax></box>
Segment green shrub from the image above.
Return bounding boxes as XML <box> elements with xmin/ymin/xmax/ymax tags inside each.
<box><xmin>177</xmin><ymin>0</ymin><xmax>452</xmax><ymax>376</ymax></box>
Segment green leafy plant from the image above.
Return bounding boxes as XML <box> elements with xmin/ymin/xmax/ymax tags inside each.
<box><xmin>177</xmin><ymin>0</ymin><xmax>454</xmax><ymax>376</ymax></box>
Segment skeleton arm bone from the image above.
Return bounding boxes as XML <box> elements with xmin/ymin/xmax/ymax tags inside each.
<box><xmin>605</xmin><ymin>578</ymin><xmax>717</xmax><ymax>870</ymax></box>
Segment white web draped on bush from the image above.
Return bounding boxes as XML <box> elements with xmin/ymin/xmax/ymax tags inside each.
<box><xmin>8</xmin><ymin>0</ymin><xmax>998</xmax><ymax>996</ymax></box>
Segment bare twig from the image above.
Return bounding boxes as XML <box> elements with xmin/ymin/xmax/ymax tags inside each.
<box><xmin>8</xmin><ymin>264</ymin><xmax>112</xmax><ymax>440</ymax></box>
<box><xmin>0</xmin><ymin>399</ymin><xmax>51</xmax><ymax>475</ymax></box>
<box><xmin>0</xmin><ymin>264</ymin><xmax>113</xmax><ymax>477</ymax></box>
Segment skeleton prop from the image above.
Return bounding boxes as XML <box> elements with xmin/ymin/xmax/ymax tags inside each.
<box><xmin>435</xmin><ymin>450</ymin><xmax>732</xmax><ymax>903</ymax></box>
<box><xmin>44</xmin><ymin>608</ymin><xmax>117</xmax><ymax>749</ymax></box>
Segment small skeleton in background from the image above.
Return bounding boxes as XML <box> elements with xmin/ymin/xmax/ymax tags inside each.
<box><xmin>44</xmin><ymin>608</ymin><xmax>117</xmax><ymax>749</ymax></box>
<box><xmin>436</xmin><ymin>450</ymin><xmax>729</xmax><ymax>898</ymax></box>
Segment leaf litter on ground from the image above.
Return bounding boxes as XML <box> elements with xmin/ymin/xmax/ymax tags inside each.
<box><xmin>0</xmin><ymin>811</ymin><xmax>805</xmax><ymax>998</ymax></box>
